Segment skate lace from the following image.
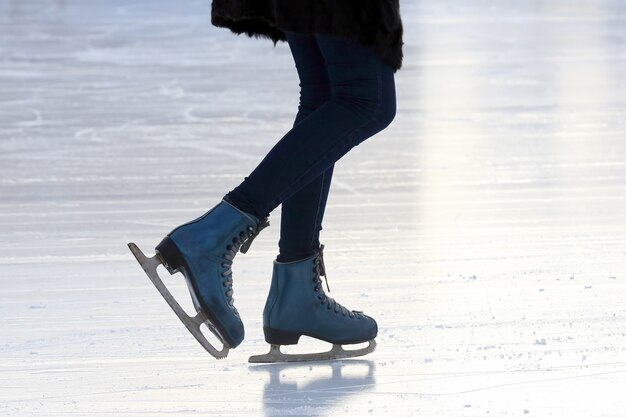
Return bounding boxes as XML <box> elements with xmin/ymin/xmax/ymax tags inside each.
<box><xmin>220</xmin><ymin>217</ymin><xmax>270</xmax><ymax>306</ymax></box>
<box><xmin>312</xmin><ymin>244</ymin><xmax>362</xmax><ymax>319</ymax></box>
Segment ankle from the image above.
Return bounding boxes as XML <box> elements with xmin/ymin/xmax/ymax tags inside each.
<box><xmin>221</xmin><ymin>196</ymin><xmax>262</xmax><ymax>224</ymax></box>
<box><xmin>276</xmin><ymin>251</ymin><xmax>316</xmax><ymax>263</ymax></box>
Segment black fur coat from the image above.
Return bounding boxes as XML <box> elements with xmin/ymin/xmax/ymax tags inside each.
<box><xmin>211</xmin><ymin>0</ymin><xmax>404</xmax><ymax>72</ymax></box>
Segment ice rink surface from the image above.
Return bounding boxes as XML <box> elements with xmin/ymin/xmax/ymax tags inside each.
<box><xmin>1</xmin><ymin>0</ymin><xmax>626</xmax><ymax>416</ymax></box>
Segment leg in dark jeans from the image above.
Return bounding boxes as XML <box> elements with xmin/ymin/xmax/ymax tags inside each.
<box><xmin>277</xmin><ymin>32</ymin><xmax>334</xmax><ymax>262</ymax></box>
<box><xmin>224</xmin><ymin>31</ymin><xmax>396</xmax><ymax>256</ymax></box>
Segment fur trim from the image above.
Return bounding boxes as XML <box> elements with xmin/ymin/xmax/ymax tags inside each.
<box><xmin>211</xmin><ymin>0</ymin><xmax>404</xmax><ymax>72</ymax></box>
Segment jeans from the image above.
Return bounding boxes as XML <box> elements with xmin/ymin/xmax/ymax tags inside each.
<box><xmin>224</xmin><ymin>31</ymin><xmax>397</xmax><ymax>262</ymax></box>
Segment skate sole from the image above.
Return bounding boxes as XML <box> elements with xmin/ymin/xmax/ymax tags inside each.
<box><xmin>127</xmin><ymin>242</ymin><xmax>230</xmax><ymax>359</ymax></box>
<box><xmin>248</xmin><ymin>339</ymin><xmax>376</xmax><ymax>363</ymax></box>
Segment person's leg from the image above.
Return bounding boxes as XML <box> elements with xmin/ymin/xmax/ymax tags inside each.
<box><xmin>224</xmin><ymin>32</ymin><xmax>396</xmax><ymax>229</ymax></box>
<box><xmin>242</xmin><ymin>34</ymin><xmax>394</xmax><ymax>360</ymax></box>
<box><xmin>276</xmin><ymin>31</ymin><xmax>334</xmax><ymax>263</ymax></box>
<box><xmin>277</xmin><ymin>165</ymin><xmax>333</xmax><ymax>262</ymax></box>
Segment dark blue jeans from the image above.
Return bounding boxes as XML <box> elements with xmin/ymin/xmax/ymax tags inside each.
<box><xmin>224</xmin><ymin>31</ymin><xmax>396</xmax><ymax>262</ymax></box>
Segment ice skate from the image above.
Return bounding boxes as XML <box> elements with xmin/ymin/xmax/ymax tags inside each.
<box><xmin>249</xmin><ymin>244</ymin><xmax>377</xmax><ymax>363</ymax></box>
<box><xmin>128</xmin><ymin>199</ymin><xmax>269</xmax><ymax>359</ymax></box>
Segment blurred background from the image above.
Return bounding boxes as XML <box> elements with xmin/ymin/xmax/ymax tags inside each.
<box><xmin>1</xmin><ymin>1</ymin><xmax>625</xmax><ymax>416</ymax></box>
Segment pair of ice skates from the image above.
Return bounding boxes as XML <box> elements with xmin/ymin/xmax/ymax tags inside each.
<box><xmin>128</xmin><ymin>200</ymin><xmax>377</xmax><ymax>363</ymax></box>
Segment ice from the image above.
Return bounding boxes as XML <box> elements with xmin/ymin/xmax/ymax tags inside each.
<box><xmin>1</xmin><ymin>0</ymin><xmax>626</xmax><ymax>416</ymax></box>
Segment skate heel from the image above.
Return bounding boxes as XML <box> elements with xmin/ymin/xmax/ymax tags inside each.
<box><xmin>155</xmin><ymin>236</ymin><xmax>186</xmax><ymax>274</ymax></box>
<box><xmin>263</xmin><ymin>326</ymin><xmax>301</xmax><ymax>345</ymax></box>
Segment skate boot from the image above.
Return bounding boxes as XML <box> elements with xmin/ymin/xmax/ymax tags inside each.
<box><xmin>128</xmin><ymin>199</ymin><xmax>269</xmax><ymax>359</ymax></box>
<box><xmin>249</xmin><ymin>244</ymin><xmax>377</xmax><ymax>363</ymax></box>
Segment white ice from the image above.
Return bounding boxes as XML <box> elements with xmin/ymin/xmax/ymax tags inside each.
<box><xmin>1</xmin><ymin>0</ymin><xmax>626</xmax><ymax>416</ymax></box>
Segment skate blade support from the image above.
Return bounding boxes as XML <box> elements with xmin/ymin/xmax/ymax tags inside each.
<box><xmin>248</xmin><ymin>339</ymin><xmax>376</xmax><ymax>364</ymax></box>
<box><xmin>127</xmin><ymin>242</ymin><xmax>229</xmax><ymax>360</ymax></box>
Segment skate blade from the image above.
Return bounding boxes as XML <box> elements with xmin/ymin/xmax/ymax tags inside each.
<box><xmin>248</xmin><ymin>339</ymin><xmax>376</xmax><ymax>364</ymax></box>
<box><xmin>127</xmin><ymin>242</ymin><xmax>230</xmax><ymax>360</ymax></box>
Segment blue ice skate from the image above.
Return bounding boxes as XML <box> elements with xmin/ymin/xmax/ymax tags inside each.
<box><xmin>128</xmin><ymin>200</ymin><xmax>269</xmax><ymax>359</ymax></box>
<box><xmin>249</xmin><ymin>244</ymin><xmax>377</xmax><ymax>363</ymax></box>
